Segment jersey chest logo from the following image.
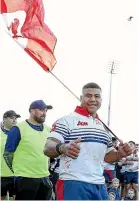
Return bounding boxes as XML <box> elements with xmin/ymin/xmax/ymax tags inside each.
<box><xmin>77</xmin><ymin>121</ymin><xmax>88</xmax><ymax>126</ymax></box>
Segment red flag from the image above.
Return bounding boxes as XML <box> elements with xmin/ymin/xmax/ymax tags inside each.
<box><xmin>1</xmin><ymin>0</ymin><xmax>57</xmax><ymax>72</ymax></box>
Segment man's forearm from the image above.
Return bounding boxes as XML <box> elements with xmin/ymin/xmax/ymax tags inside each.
<box><xmin>44</xmin><ymin>139</ymin><xmax>60</xmax><ymax>158</ymax></box>
<box><xmin>3</xmin><ymin>151</ymin><xmax>14</xmax><ymax>173</ymax></box>
<box><xmin>104</xmin><ymin>150</ymin><xmax>122</xmax><ymax>163</ymax></box>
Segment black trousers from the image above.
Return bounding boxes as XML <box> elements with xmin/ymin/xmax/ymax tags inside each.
<box><xmin>15</xmin><ymin>177</ymin><xmax>52</xmax><ymax>200</ymax></box>
<box><xmin>1</xmin><ymin>177</ymin><xmax>15</xmax><ymax>197</ymax></box>
<box><xmin>50</xmin><ymin>172</ymin><xmax>59</xmax><ymax>195</ymax></box>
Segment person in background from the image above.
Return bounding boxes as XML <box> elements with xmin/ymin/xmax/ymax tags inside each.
<box><xmin>124</xmin><ymin>188</ymin><xmax>135</xmax><ymax>200</ymax></box>
<box><xmin>49</xmin><ymin>157</ymin><xmax>60</xmax><ymax>199</ymax></box>
<box><xmin>108</xmin><ymin>178</ymin><xmax>120</xmax><ymax>200</ymax></box>
<box><xmin>118</xmin><ymin>158</ymin><xmax>126</xmax><ymax>199</ymax></box>
<box><xmin>3</xmin><ymin>100</ymin><xmax>53</xmax><ymax>200</ymax></box>
<box><xmin>1</xmin><ymin>110</ymin><xmax>21</xmax><ymax>200</ymax></box>
<box><xmin>108</xmin><ymin>192</ymin><xmax>116</xmax><ymax>201</ymax></box>
<box><xmin>103</xmin><ymin>137</ymin><xmax>118</xmax><ymax>187</ymax></box>
<box><xmin>135</xmin><ymin>144</ymin><xmax>139</xmax><ymax>153</ymax></box>
<box><xmin>112</xmin><ymin>137</ymin><xmax>118</xmax><ymax>150</ymax></box>
<box><xmin>124</xmin><ymin>141</ymin><xmax>138</xmax><ymax>200</ymax></box>
<box><xmin>44</xmin><ymin>82</ymin><xmax>132</xmax><ymax>200</ymax></box>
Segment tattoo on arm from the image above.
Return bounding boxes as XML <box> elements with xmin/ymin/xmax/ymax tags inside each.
<box><xmin>3</xmin><ymin>151</ymin><xmax>14</xmax><ymax>173</ymax></box>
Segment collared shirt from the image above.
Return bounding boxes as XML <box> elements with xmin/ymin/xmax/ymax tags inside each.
<box><xmin>50</xmin><ymin>106</ymin><xmax>113</xmax><ymax>184</ymax></box>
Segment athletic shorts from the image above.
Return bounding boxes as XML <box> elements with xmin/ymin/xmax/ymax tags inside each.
<box><xmin>1</xmin><ymin>177</ymin><xmax>15</xmax><ymax>197</ymax></box>
<box><xmin>124</xmin><ymin>171</ymin><xmax>138</xmax><ymax>184</ymax></box>
<box><xmin>56</xmin><ymin>180</ymin><xmax>108</xmax><ymax>200</ymax></box>
<box><xmin>103</xmin><ymin>169</ymin><xmax>116</xmax><ymax>182</ymax></box>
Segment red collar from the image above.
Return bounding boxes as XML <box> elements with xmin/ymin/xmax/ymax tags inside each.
<box><xmin>74</xmin><ymin>106</ymin><xmax>99</xmax><ymax>119</ymax></box>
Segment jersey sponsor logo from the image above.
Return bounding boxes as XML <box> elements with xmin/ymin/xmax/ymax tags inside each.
<box><xmin>77</xmin><ymin>121</ymin><xmax>88</xmax><ymax>126</ymax></box>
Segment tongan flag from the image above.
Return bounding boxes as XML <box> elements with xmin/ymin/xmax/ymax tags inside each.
<box><xmin>1</xmin><ymin>0</ymin><xmax>57</xmax><ymax>72</ymax></box>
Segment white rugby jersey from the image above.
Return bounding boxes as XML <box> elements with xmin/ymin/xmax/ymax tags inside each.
<box><xmin>50</xmin><ymin>106</ymin><xmax>114</xmax><ymax>184</ymax></box>
<box><xmin>125</xmin><ymin>153</ymin><xmax>139</xmax><ymax>172</ymax></box>
<box><xmin>104</xmin><ymin>162</ymin><xmax>115</xmax><ymax>170</ymax></box>
<box><xmin>120</xmin><ymin>165</ymin><xmax>126</xmax><ymax>173</ymax></box>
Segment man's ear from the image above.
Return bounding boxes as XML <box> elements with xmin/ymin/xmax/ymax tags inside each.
<box><xmin>30</xmin><ymin>109</ymin><xmax>35</xmax><ymax>115</ymax></box>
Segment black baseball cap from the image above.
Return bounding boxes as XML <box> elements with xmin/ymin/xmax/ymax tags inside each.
<box><xmin>29</xmin><ymin>100</ymin><xmax>53</xmax><ymax>111</ymax></box>
<box><xmin>3</xmin><ymin>110</ymin><xmax>21</xmax><ymax>118</ymax></box>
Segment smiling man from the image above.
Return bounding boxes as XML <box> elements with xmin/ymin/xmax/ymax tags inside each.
<box><xmin>44</xmin><ymin>82</ymin><xmax>132</xmax><ymax>200</ymax></box>
<box><xmin>3</xmin><ymin>100</ymin><xmax>53</xmax><ymax>200</ymax></box>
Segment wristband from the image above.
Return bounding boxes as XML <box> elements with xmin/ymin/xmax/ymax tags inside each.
<box><xmin>55</xmin><ymin>143</ymin><xmax>63</xmax><ymax>155</ymax></box>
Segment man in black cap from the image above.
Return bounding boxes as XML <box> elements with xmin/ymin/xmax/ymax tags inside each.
<box><xmin>3</xmin><ymin>100</ymin><xmax>53</xmax><ymax>200</ymax></box>
<box><xmin>1</xmin><ymin>110</ymin><xmax>20</xmax><ymax>200</ymax></box>
<box><xmin>3</xmin><ymin>110</ymin><xmax>21</xmax><ymax>130</ymax></box>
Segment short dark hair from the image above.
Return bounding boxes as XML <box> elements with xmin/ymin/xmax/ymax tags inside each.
<box><xmin>82</xmin><ymin>82</ymin><xmax>101</xmax><ymax>91</ymax></box>
<box><xmin>112</xmin><ymin>137</ymin><xmax>117</xmax><ymax>142</ymax></box>
<box><xmin>128</xmin><ymin>188</ymin><xmax>135</xmax><ymax>193</ymax></box>
<box><xmin>128</xmin><ymin>141</ymin><xmax>135</xmax><ymax>145</ymax></box>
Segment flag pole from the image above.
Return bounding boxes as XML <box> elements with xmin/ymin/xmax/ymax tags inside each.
<box><xmin>49</xmin><ymin>71</ymin><xmax>80</xmax><ymax>101</ymax></box>
<box><xmin>4</xmin><ymin>26</ymin><xmax>120</xmax><ymax>141</ymax></box>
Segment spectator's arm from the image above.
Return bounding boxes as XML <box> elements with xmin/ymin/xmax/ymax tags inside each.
<box><xmin>3</xmin><ymin>151</ymin><xmax>14</xmax><ymax>172</ymax></box>
<box><xmin>3</xmin><ymin>126</ymin><xmax>21</xmax><ymax>172</ymax></box>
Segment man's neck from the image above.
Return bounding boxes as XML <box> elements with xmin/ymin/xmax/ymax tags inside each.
<box><xmin>79</xmin><ymin>105</ymin><xmax>97</xmax><ymax>118</ymax></box>
<box><xmin>27</xmin><ymin>118</ymin><xmax>41</xmax><ymax>126</ymax></box>
<box><xmin>90</xmin><ymin>113</ymin><xmax>97</xmax><ymax>118</ymax></box>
